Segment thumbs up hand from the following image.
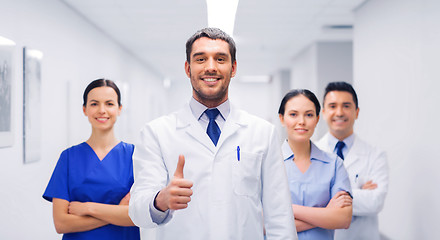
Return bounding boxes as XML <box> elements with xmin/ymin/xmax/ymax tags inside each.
<box><xmin>174</xmin><ymin>154</ymin><xmax>186</xmax><ymax>179</ymax></box>
<box><xmin>155</xmin><ymin>155</ymin><xmax>194</xmax><ymax>211</ymax></box>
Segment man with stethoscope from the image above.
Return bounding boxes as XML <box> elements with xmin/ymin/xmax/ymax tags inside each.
<box><xmin>316</xmin><ymin>82</ymin><xmax>389</xmax><ymax>240</ymax></box>
<box><xmin>129</xmin><ymin>28</ymin><xmax>297</xmax><ymax>240</ymax></box>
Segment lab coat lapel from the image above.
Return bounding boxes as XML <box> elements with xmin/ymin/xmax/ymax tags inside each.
<box><xmin>216</xmin><ymin>105</ymin><xmax>247</xmax><ymax>148</ymax></box>
<box><xmin>176</xmin><ymin>104</ymin><xmax>216</xmax><ymax>153</ymax></box>
<box><xmin>344</xmin><ymin>135</ymin><xmax>363</xmax><ymax>168</ymax></box>
<box><xmin>319</xmin><ymin>132</ymin><xmax>359</xmax><ymax>168</ymax></box>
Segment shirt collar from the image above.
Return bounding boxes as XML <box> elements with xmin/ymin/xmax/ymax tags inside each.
<box><xmin>310</xmin><ymin>141</ymin><xmax>329</xmax><ymax>163</ymax></box>
<box><xmin>281</xmin><ymin>140</ymin><xmax>294</xmax><ymax>161</ymax></box>
<box><xmin>189</xmin><ymin>97</ymin><xmax>230</xmax><ymax>121</ymax></box>
<box><xmin>327</xmin><ymin>133</ymin><xmax>355</xmax><ymax>152</ymax></box>
<box><xmin>281</xmin><ymin>140</ymin><xmax>329</xmax><ymax>163</ymax></box>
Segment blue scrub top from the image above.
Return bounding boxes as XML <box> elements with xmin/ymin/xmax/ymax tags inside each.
<box><xmin>282</xmin><ymin>141</ymin><xmax>351</xmax><ymax>240</ymax></box>
<box><xmin>43</xmin><ymin>142</ymin><xmax>140</xmax><ymax>240</ymax></box>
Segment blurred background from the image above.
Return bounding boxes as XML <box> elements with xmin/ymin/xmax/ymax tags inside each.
<box><xmin>0</xmin><ymin>0</ymin><xmax>439</xmax><ymax>239</ymax></box>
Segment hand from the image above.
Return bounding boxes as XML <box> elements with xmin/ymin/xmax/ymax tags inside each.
<box><xmin>155</xmin><ymin>155</ymin><xmax>193</xmax><ymax>211</ymax></box>
<box><xmin>361</xmin><ymin>180</ymin><xmax>378</xmax><ymax>190</ymax></box>
<box><xmin>326</xmin><ymin>191</ymin><xmax>352</xmax><ymax>208</ymax></box>
<box><xmin>68</xmin><ymin>201</ymin><xmax>91</xmax><ymax>216</ymax></box>
<box><xmin>119</xmin><ymin>193</ymin><xmax>130</xmax><ymax>205</ymax></box>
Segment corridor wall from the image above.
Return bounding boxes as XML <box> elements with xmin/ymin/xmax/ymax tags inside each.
<box><xmin>289</xmin><ymin>41</ymin><xmax>353</xmax><ymax>140</ymax></box>
<box><xmin>0</xmin><ymin>0</ymin><xmax>165</xmax><ymax>239</ymax></box>
<box><xmin>354</xmin><ymin>0</ymin><xmax>440</xmax><ymax>239</ymax></box>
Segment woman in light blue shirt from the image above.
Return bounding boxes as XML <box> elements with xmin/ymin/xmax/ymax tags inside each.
<box><xmin>278</xmin><ymin>89</ymin><xmax>352</xmax><ymax>240</ymax></box>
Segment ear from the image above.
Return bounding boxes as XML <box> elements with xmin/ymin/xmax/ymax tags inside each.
<box><xmin>231</xmin><ymin>61</ymin><xmax>237</xmax><ymax>78</ymax></box>
<box><xmin>185</xmin><ymin>61</ymin><xmax>191</xmax><ymax>78</ymax></box>
<box><xmin>355</xmin><ymin>107</ymin><xmax>360</xmax><ymax>119</ymax></box>
<box><xmin>83</xmin><ymin>106</ymin><xmax>87</xmax><ymax>116</ymax></box>
<box><xmin>118</xmin><ymin>105</ymin><xmax>122</xmax><ymax>116</ymax></box>
<box><xmin>278</xmin><ymin>114</ymin><xmax>285</xmax><ymax>126</ymax></box>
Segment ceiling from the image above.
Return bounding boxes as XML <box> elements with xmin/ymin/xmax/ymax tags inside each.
<box><xmin>60</xmin><ymin>0</ymin><xmax>366</xmax><ymax>84</ymax></box>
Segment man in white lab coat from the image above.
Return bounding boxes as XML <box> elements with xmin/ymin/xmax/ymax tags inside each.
<box><xmin>316</xmin><ymin>81</ymin><xmax>389</xmax><ymax>240</ymax></box>
<box><xmin>129</xmin><ymin>28</ymin><xmax>297</xmax><ymax>240</ymax></box>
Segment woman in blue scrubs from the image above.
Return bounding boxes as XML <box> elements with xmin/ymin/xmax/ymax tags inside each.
<box><xmin>278</xmin><ymin>89</ymin><xmax>352</xmax><ymax>240</ymax></box>
<box><xmin>43</xmin><ymin>79</ymin><xmax>140</xmax><ymax>240</ymax></box>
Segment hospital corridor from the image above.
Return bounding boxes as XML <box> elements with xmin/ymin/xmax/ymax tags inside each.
<box><xmin>0</xmin><ymin>0</ymin><xmax>439</xmax><ymax>239</ymax></box>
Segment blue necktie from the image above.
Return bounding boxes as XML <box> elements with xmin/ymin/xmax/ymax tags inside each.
<box><xmin>335</xmin><ymin>141</ymin><xmax>345</xmax><ymax>160</ymax></box>
<box><xmin>205</xmin><ymin>108</ymin><xmax>221</xmax><ymax>146</ymax></box>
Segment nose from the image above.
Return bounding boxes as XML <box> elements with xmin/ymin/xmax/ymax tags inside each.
<box><xmin>298</xmin><ymin>115</ymin><xmax>305</xmax><ymax>125</ymax></box>
<box><xmin>336</xmin><ymin>106</ymin><xmax>344</xmax><ymax>116</ymax></box>
<box><xmin>98</xmin><ymin>104</ymin><xmax>106</xmax><ymax>114</ymax></box>
<box><xmin>204</xmin><ymin>58</ymin><xmax>217</xmax><ymax>73</ymax></box>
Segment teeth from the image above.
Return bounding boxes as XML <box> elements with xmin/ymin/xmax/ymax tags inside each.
<box><xmin>204</xmin><ymin>78</ymin><xmax>217</xmax><ymax>82</ymax></box>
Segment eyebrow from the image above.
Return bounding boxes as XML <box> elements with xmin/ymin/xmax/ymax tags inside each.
<box><xmin>327</xmin><ymin>101</ymin><xmax>353</xmax><ymax>105</ymax></box>
<box><xmin>89</xmin><ymin>99</ymin><xmax>115</xmax><ymax>102</ymax></box>
<box><xmin>192</xmin><ymin>52</ymin><xmax>205</xmax><ymax>58</ymax></box>
<box><xmin>216</xmin><ymin>52</ymin><xmax>229</xmax><ymax>57</ymax></box>
<box><xmin>192</xmin><ymin>52</ymin><xmax>229</xmax><ymax>58</ymax></box>
<box><xmin>287</xmin><ymin>109</ymin><xmax>315</xmax><ymax>113</ymax></box>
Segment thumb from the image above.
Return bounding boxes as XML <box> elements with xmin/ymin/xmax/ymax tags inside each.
<box><xmin>174</xmin><ymin>155</ymin><xmax>185</xmax><ymax>178</ymax></box>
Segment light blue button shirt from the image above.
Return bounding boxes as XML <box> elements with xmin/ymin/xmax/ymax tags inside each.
<box><xmin>189</xmin><ymin>97</ymin><xmax>229</xmax><ymax>131</ymax></box>
<box><xmin>326</xmin><ymin>134</ymin><xmax>355</xmax><ymax>159</ymax></box>
<box><xmin>282</xmin><ymin>140</ymin><xmax>352</xmax><ymax>240</ymax></box>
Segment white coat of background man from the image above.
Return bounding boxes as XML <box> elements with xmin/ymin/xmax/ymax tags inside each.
<box><xmin>129</xmin><ymin>28</ymin><xmax>297</xmax><ymax>240</ymax></box>
<box><xmin>316</xmin><ymin>81</ymin><xmax>389</xmax><ymax>240</ymax></box>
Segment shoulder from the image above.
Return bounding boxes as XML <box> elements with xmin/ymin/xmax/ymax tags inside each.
<box><xmin>119</xmin><ymin>141</ymin><xmax>135</xmax><ymax>154</ymax></box>
<box><xmin>140</xmin><ymin>110</ymin><xmax>181</xmax><ymax>135</ymax></box>
<box><xmin>55</xmin><ymin>142</ymin><xmax>89</xmax><ymax>165</ymax></box>
<box><xmin>153</xmin><ymin>110</ymin><xmax>179</xmax><ymax>124</ymax></box>
<box><xmin>315</xmin><ymin>133</ymin><xmax>330</xmax><ymax>150</ymax></box>
<box><xmin>234</xmin><ymin>108</ymin><xmax>274</xmax><ymax>129</ymax></box>
<box><xmin>62</xmin><ymin>142</ymin><xmax>88</xmax><ymax>155</ymax></box>
<box><xmin>311</xmin><ymin>141</ymin><xmax>339</xmax><ymax>164</ymax></box>
<box><xmin>314</xmin><ymin>143</ymin><xmax>347</xmax><ymax>176</ymax></box>
<box><xmin>147</xmin><ymin>111</ymin><xmax>178</xmax><ymax>128</ymax></box>
<box><xmin>353</xmin><ymin>135</ymin><xmax>386</xmax><ymax>156</ymax></box>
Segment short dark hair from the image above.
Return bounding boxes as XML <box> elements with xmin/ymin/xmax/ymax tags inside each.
<box><xmin>323</xmin><ymin>81</ymin><xmax>358</xmax><ymax>109</ymax></box>
<box><xmin>278</xmin><ymin>89</ymin><xmax>321</xmax><ymax>116</ymax></box>
<box><xmin>83</xmin><ymin>78</ymin><xmax>121</xmax><ymax>107</ymax></box>
<box><xmin>185</xmin><ymin>27</ymin><xmax>236</xmax><ymax>63</ymax></box>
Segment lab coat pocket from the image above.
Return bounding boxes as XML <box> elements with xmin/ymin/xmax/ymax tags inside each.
<box><xmin>232</xmin><ymin>151</ymin><xmax>262</xmax><ymax>197</ymax></box>
<box><xmin>354</xmin><ymin>173</ymin><xmax>368</xmax><ymax>188</ymax></box>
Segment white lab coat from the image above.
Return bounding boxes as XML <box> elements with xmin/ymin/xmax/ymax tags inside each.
<box><xmin>129</xmin><ymin>103</ymin><xmax>297</xmax><ymax>240</ymax></box>
<box><xmin>316</xmin><ymin>133</ymin><xmax>389</xmax><ymax>240</ymax></box>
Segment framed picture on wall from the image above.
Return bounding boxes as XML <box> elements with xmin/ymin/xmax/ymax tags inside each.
<box><xmin>0</xmin><ymin>37</ymin><xmax>15</xmax><ymax>148</ymax></box>
<box><xmin>23</xmin><ymin>47</ymin><xmax>43</xmax><ymax>163</ymax></box>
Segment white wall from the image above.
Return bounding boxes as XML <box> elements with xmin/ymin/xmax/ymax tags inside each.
<box><xmin>290</xmin><ymin>44</ymin><xmax>318</xmax><ymax>91</ymax></box>
<box><xmin>316</xmin><ymin>42</ymin><xmax>353</xmax><ymax>98</ymax></box>
<box><xmin>229</xmin><ymin>80</ymin><xmax>280</xmax><ymax>124</ymax></box>
<box><xmin>0</xmin><ymin>0</ymin><xmax>165</xmax><ymax>239</ymax></box>
<box><xmin>354</xmin><ymin>0</ymin><xmax>440</xmax><ymax>239</ymax></box>
<box><xmin>290</xmin><ymin>41</ymin><xmax>353</xmax><ymax>140</ymax></box>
